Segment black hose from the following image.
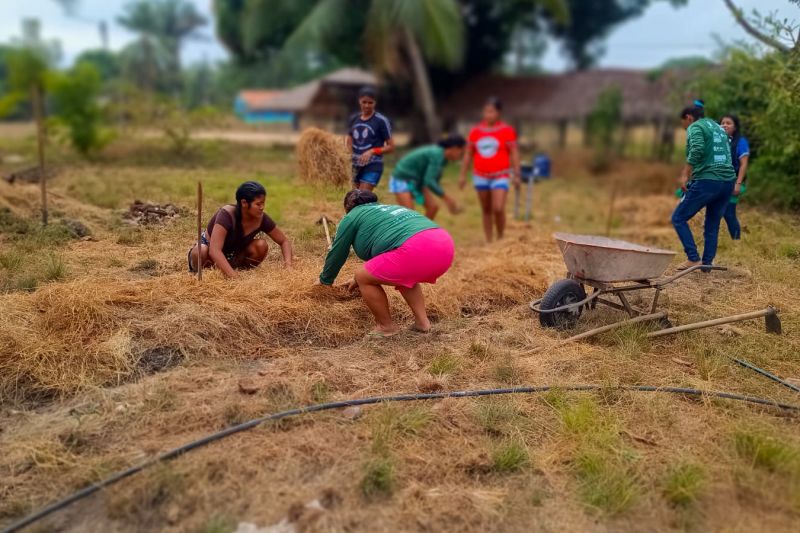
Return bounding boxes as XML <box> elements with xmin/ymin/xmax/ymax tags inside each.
<box><xmin>4</xmin><ymin>384</ymin><xmax>799</xmax><ymax>533</ymax></box>
<box><xmin>730</xmin><ymin>357</ymin><xmax>800</xmax><ymax>393</ymax></box>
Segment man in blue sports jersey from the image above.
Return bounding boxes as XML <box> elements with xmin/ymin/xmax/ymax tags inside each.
<box><xmin>347</xmin><ymin>86</ymin><xmax>395</xmax><ymax>191</ymax></box>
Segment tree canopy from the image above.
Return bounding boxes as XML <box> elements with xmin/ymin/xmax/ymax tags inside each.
<box><xmin>117</xmin><ymin>0</ymin><xmax>208</xmax><ymax>91</ymax></box>
<box><xmin>213</xmin><ymin>0</ymin><xmax>689</xmax><ymax>79</ymax></box>
<box><xmin>544</xmin><ymin>0</ymin><xmax>688</xmax><ymax>70</ymax></box>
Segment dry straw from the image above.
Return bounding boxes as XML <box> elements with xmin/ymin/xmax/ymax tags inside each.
<box><xmin>295</xmin><ymin>127</ymin><xmax>352</xmax><ymax>187</ymax></box>
<box><xmin>0</xmin><ymin>239</ymin><xmax>549</xmax><ymax>401</ymax></box>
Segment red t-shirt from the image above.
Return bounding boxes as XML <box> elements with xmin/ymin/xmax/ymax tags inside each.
<box><xmin>468</xmin><ymin>121</ymin><xmax>517</xmax><ymax>178</ymax></box>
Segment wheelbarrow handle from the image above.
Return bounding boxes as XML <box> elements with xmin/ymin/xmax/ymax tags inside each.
<box><xmin>655</xmin><ymin>264</ymin><xmax>727</xmax><ymax>287</ymax></box>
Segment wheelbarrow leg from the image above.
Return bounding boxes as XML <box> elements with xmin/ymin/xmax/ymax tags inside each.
<box><xmin>617</xmin><ymin>292</ymin><xmax>638</xmax><ymax>317</ymax></box>
<box><xmin>589</xmin><ymin>287</ymin><xmax>600</xmax><ymax>310</ymax></box>
<box><xmin>649</xmin><ymin>288</ymin><xmax>662</xmax><ymax>314</ymax></box>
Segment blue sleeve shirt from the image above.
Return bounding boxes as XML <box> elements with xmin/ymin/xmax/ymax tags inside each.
<box><xmin>732</xmin><ymin>136</ymin><xmax>750</xmax><ymax>175</ymax></box>
<box><xmin>348</xmin><ymin>112</ymin><xmax>393</xmax><ymax>172</ymax></box>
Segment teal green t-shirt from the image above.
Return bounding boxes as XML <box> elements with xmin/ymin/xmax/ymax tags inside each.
<box><xmin>391</xmin><ymin>144</ymin><xmax>447</xmax><ymax>197</ymax></box>
<box><xmin>319</xmin><ymin>203</ymin><xmax>438</xmax><ymax>285</ymax></box>
<box><xmin>685</xmin><ymin>118</ymin><xmax>736</xmax><ymax>181</ymax></box>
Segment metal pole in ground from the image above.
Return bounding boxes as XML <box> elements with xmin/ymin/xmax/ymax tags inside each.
<box><xmin>524</xmin><ymin>175</ymin><xmax>534</xmax><ymax>221</ymax></box>
<box><xmin>32</xmin><ymin>84</ymin><xmax>48</xmax><ymax>226</ymax></box>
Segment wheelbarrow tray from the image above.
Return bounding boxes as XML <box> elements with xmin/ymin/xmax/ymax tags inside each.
<box><xmin>554</xmin><ymin>232</ymin><xmax>675</xmax><ymax>283</ymax></box>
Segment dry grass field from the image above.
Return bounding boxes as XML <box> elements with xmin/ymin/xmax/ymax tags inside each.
<box><xmin>1</xmin><ymin>135</ymin><xmax>799</xmax><ymax>532</ymax></box>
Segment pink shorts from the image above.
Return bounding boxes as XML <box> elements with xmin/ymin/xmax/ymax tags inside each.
<box><xmin>364</xmin><ymin>228</ymin><xmax>454</xmax><ymax>289</ymax></box>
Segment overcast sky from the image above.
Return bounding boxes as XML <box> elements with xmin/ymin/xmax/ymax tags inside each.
<box><xmin>0</xmin><ymin>0</ymin><xmax>792</xmax><ymax>71</ymax></box>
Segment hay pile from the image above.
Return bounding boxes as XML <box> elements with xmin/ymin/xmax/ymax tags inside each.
<box><xmin>0</xmin><ymin>237</ymin><xmax>552</xmax><ymax>401</ymax></box>
<box><xmin>0</xmin><ymin>268</ymin><xmax>368</xmax><ymax>401</ymax></box>
<box><xmin>296</xmin><ymin>127</ymin><xmax>351</xmax><ymax>187</ymax></box>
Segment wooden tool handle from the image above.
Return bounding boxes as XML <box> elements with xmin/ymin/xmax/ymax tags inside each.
<box><xmin>197</xmin><ymin>182</ymin><xmax>203</xmax><ymax>281</ymax></box>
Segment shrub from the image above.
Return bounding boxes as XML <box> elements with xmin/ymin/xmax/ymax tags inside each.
<box><xmin>48</xmin><ymin>62</ymin><xmax>111</xmax><ymax>156</ymax></box>
<box><xmin>698</xmin><ymin>48</ymin><xmax>800</xmax><ymax>210</ymax></box>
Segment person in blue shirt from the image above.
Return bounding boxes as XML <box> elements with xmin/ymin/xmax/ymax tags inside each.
<box><xmin>719</xmin><ymin>114</ymin><xmax>750</xmax><ymax>240</ymax></box>
<box><xmin>347</xmin><ymin>86</ymin><xmax>395</xmax><ymax>191</ymax></box>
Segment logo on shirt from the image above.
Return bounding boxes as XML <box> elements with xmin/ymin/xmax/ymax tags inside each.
<box><xmin>475</xmin><ymin>136</ymin><xmax>500</xmax><ymax>158</ymax></box>
<box><xmin>353</xmin><ymin>125</ymin><xmax>374</xmax><ymax>141</ymax></box>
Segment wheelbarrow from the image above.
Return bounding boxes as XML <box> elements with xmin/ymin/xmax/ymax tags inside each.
<box><xmin>530</xmin><ymin>233</ymin><xmax>724</xmax><ymax>330</ymax></box>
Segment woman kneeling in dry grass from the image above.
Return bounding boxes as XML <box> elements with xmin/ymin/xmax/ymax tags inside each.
<box><xmin>188</xmin><ymin>181</ymin><xmax>292</xmax><ymax>278</ymax></box>
<box><xmin>316</xmin><ymin>189</ymin><xmax>455</xmax><ymax>337</ymax></box>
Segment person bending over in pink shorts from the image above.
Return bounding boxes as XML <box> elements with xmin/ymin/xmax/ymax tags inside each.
<box><xmin>316</xmin><ymin>189</ymin><xmax>455</xmax><ymax>337</ymax></box>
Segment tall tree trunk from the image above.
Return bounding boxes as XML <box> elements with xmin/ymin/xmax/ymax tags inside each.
<box><xmin>402</xmin><ymin>28</ymin><xmax>440</xmax><ymax>142</ymax></box>
<box><xmin>31</xmin><ymin>84</ymin><xmax>48</xmax><ymax>226</ymax></box>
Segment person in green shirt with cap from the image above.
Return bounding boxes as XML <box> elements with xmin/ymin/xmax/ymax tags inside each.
<box><xmin>671</xmin><ymin>100</ymin><xmax>736</xmax><ymax>271</ymax></box>
<box><xmin>316</xmin><ymin>190</ymin><xmax>455</xmax><ymax>337</ymax></box>
<box><xmin>388</xmin><ymin>134</ymin><xmax>466</xmax><ymax>220</ymax></box>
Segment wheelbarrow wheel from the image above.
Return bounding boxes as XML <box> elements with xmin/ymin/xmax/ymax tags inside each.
<box><xmin>539</xmin><ymin>279</ymin><xmax>586</xmax><ymax>329</ymax></box>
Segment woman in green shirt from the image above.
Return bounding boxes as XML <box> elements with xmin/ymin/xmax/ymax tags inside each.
<box><xmin>317</xmin><ymin>190</ymin><xmax>455</xmax><ymax>336</ymax></box>
<box><xmin>388</xmin><ymin>134</ymin><xmax>466</xmax><ymax>220</ymax></box>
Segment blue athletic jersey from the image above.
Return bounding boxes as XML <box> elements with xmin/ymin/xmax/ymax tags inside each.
<box><xmin>348</xmin><ymin>112</ymin><xmax>392</xmax><ymax>170</ymax></box>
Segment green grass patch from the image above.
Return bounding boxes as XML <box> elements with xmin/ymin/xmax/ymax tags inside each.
<box><xmin>778</xmin><ymin>243</ymin><xmax>800</xmax><ymax>260</ymax></box>
<box><xmin>734</xmin><ymin>428</ymin><xmax>800</xmax><ymax>474</ymax></box>
<box><xmin>690</xmin><ymin>343</ymin><xmax>726</xmax><ymax>382</ymax></box>
<box><xmin>0</xmin><ymin>207</ymin><xmax>30</xmax><ymax>234</ymax></box>
<box><xmin>575</xmin><ymin>448</ymin><xmax>640</xmax><ymax>515</ymax></box>
<box><xmin>559</xmin><ymin>397</ymin><xmax>602</xmax><ymax>435</ymax></box>
<box><xmin>0</xmin><ymin>251</ymin><xmax>24</xmax><ymax>271</ymax></box>
<box><xmin>662</xmin><ymin>461</ymin><xmax>705</xmax><ymax>507</ymax></box>
<box><xmin>607</xmin><ymin>324</ymin><xmax>650</xmax><ymax>358</ymax></box>
<box><xmin>466</xmin><ymin>341</ymin><xmax>490</xmax><ymax>360</ymax></box>
<box><xmin>428</xmin><ymin>353</ymin><xmax>459</xmax><ymax>376</ymax></box>
<box><xmin>491</xmin><ymin>440</ymin><xmax>530</xmax><ymax>473</ymax></box>
<box><xmin>44</xmin><ymin>253</ymin><xmax>67</xmax><ymax>282</ymax></box>
<box><xmin>370</xmin><ymin>404</ymin><xmax>432</xmax><ymax>454</ymax></box>
<box><xmin>361</xmin><ymin>457</ymin><xmax>394</xmax><ymax>498</ymax></box>
<box><xmin>472</xmin><ymin>397</ymin><xmax>524</xmax><ymax>436</ymax></box>
<box><xmin>553</xmin><ymin>396</ymin><xmax>642</xmax><ymax>514</ymax></box>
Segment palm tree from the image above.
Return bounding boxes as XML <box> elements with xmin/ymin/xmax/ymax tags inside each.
<box><xmin>284</xmin><ymin>0</ymin><xmax>461</xmax><ymax>140</ymax></box>
<box><xmin>117</xmin><ymin>0</ymin><xmax>207</xmax><ymax>89</ymax></box>
<box><xmin>283</xmin><ymin>0</ymin><xmax>567</xmax><ymax>141</ymax></box>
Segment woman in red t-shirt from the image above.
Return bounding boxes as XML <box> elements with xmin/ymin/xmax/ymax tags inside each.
<box><xmin>459</xmin><ymin>97</ymin><xmax>521</xmax><ymax>242</ymax></box>
<box><xmin>188</xmin><ymin>181</ymin><xmax>293</xmax><ymax>278</ymax></box>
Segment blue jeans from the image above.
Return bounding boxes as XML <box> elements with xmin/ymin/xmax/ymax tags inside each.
<box><xmin>723</xmin><ymin>202</ymin><xmax>740</xmax><ymax>240</ymax></box>
<box><xmin>671</xmin><ymin>179</ymin><xmax>735</xmax><ymax>264</ymax></box>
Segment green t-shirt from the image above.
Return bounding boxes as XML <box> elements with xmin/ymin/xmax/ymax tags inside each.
<box><xmin>391</xmin><ymin>144</ymin><xmax>447</xmax><ymax>197</ymax></box>
<box><xmin>319</xmin><ymin>203</ymin><xmax>438</xmax><ymax>285</ymax></box>
<box><xmin>686</xmin><ymin>118</ymin><xmax>736</xmax><ymax>181</ymax></box>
